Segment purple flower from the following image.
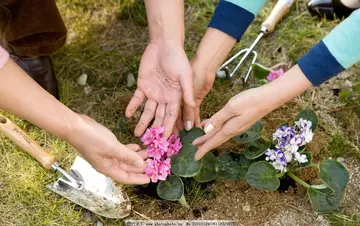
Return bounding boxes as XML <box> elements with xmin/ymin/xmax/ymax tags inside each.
<box><xmin>167</xmin><ymin>134</ymin><xmax>182</xmax><ymax>157</ymax></box>
<box><xmin>141</xmin><ymin>126</ymin><xmax>164</xmax><ymax>146</ymax></box>
<box><xmin>273</xmin><ymin>125</ymin><xmax>294</xmax><ymax>142</ymax></box>
<box><xmin>267</xmin><ymin>68</ymin><xmax>285</xmax><ymax>82</ymax></box>
<box><xmin>147</xmin><ymin>144</ymin><xmax>165</xmax><ymax>160</ymax></box>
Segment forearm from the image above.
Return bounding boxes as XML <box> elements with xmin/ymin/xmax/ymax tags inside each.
<box><xmin>261</xmin><ymin>65</ymin><xmax>312</xmax><ymax>112</ymax></box>
<box><xmin>144</xmin><ymin>0</ymin><xmax>184</xmax><ymax>45</ymax></box>
<box><xmin>0</xmin><ymin>59</ymin><xmax>78</xmax><ymax>141</ymax></box>
<box><xmin>298</xmin><ymin>9</ymin><xmax>360</xmax><ymax>85</ymax></box>
<box><xmin>195</xmin><ymin>0</ymin><xmax>266</xmax><ymax>72</ymax></box>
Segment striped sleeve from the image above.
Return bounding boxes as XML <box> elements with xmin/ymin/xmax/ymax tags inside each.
<box><xmin>298</xmin><ymin>9</ymin><xmax>360</xmax><ymax>86</ymax></box>
<box><xmin>208</xmin><ymin>0</ymin><xmax>266</xmax><ymax>41</ymax></box>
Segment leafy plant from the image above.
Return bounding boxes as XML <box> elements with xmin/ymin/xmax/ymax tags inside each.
<box><xmin>147</xmin><ymin>110</ymin><xmax>349</xmax><ymax>213</ymax></box>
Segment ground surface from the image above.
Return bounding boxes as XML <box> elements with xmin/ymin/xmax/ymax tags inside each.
<box><xmin>0</xmin><ymin>0</ymin><xmax>359</xmax><ymax>225</ymax></box>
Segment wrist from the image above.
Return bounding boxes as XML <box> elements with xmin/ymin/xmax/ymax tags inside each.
<box><xmin>193</xmin><ymin>28</ymin><xmax>236</xmax><ymax>72</ymax></box>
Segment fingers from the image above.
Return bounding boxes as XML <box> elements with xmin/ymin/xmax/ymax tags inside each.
<box><xmin>107</xmin><ymin>166</ymin><xmax>150</xmax><ymax>184</ymax></box>
<box><xmin>163</xmin><ymin>102</ymin><xmax>180</xmax><ymax>138</ymax></box>
<box><xmin>180</xmin><ymin>70</ymin><xmax>196</xmax><ymax>108</ymax></box>
<box><xmin>126</xmin><ymin>144</ymin><xmax>140</xmax><ymax>151</ymax></box>
<box><xmin>202</xmin><ymin>105</ymin><xmax>234</xmax><ymax>134</ymax></box>
<box><xmin>109</xmin><ymin>143</ymin><xmax>146</xmax><ymax>168</ymax></box>
<box><xmin>193</xmin><ymin>126</ymin><xmax>220</xmax><ymax>146</ymax></box>
<box><xmin>176</xmin><ymin>108</ymin><xmax>184</xmax><ymax>131</ymax></box>
<box><xmin>182</xmin><ymin>103</ymin><xmax>194</xmax><ymax>131</ymax></box>
<box><xmin>126</xmin><ymin>89</ymin><xmax>146</xmax><ymax>118</ymax></box>
<box><xmin>153</xmin><ymin>104</ymin><xmax>166</xmax><ymax>126</ymax></box>
<box><xmin>194</xmin><ymin>107</ymin><xmax>202</xmax><ymax>128</ymax></box>
<box><xmin>134</xmin><ymin>100</ymin><xmax>157</xmax><ymax>137</ymax></box>
<box><xmin>195</xmin><ymin>129</ymin><xmax>230</xmax><ymax>160</ymax></box>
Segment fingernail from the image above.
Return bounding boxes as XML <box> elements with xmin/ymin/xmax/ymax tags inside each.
<box><xmin>133</xmin><ymin>159</ymin><xmax>144</xmax><ymax>168</ymax></box>
<box><xmin>204</xmin><ymin>123</ymin><xmax>215</xmax><ymax>134</ymax></box>
<box><xmin>184</xmin><ymin>121</ymin><xmax>193</xmax><ymax>131</ymax></box>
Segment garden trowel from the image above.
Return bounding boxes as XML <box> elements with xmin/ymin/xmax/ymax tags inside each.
<box><xmin>0</xmin><ymin>114</ymin><xmax>131</xmax><ymax>219</ymax></box>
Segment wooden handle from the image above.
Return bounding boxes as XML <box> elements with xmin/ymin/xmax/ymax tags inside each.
<box><xmin>261</xmin><ymin>0</ymin><xmax>295</xmax><ymax>33</ymax></box>
<box><xmin>0</xmin><ymin>114</ymin><xmax>55</xmax><ymax>169</ymax></box>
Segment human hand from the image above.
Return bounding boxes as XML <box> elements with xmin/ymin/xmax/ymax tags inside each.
<box><xmin>181</xmin><ymin>57</ymin><xmax>217</xmax><ymax>131</ymax></box>
<box><xmin>192</xmin><ymin>65</ymin><xmax>313</xmax><ymax>160</ymax></box>
<box><xmin>192</xmin><ymin>88</ymin><xmax>268</xmax><ymax>160</ymax></box>
<box><xmin>67</xmin><ymin>114</ymin><xmax>150</xmax><ymax>185</ymax></box>
<box><xmin>126</xmin><ymin>41</ymin><xmax>195</xmax><ymax>138</ymax></box>
<box><xmin>180</xmin><ymin>28</ymin><xmax>237</xmax><ymax>131</ymax></box>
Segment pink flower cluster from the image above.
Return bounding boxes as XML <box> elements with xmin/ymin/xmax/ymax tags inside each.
<box><xmin>142</xmin><ymin>126</ymin><xmax>182</xmax><ymax>183</ymax></box>
<box><xmin>267</xmin><ymin>68</ymin><xmax>285</xmax><ymax>82</ymax></box>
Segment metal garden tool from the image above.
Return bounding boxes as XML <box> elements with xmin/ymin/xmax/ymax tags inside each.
<box><xmin>217</xmin><ymin>0</ymin><xmax>295</xmax><ymax>83</ymax></box>
<box><xmin>0</xmin><ymin>114</ymin><xmax>131</xmax><ymax>219</ymax></box>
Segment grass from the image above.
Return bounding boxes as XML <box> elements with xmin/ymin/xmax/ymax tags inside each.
<box><xmin>0</xmin><ymin>0</ymin><xmax>359</xmax><ymax>225</ymax></box>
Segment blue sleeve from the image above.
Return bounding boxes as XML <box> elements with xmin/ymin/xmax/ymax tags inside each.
<box><xmin>298</xmin><ymin>9</ymin><xmax>360</xmax><ymax>86</ymax></box>
<box><xmin>208</xmin><ymin>0</ymin><xmax>266</xmax><ymax>41</ymax></box>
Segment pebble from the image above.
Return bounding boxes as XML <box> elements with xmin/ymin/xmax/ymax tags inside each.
<box><xmin>77</xmin><ymin>73</ymin><xmax>88</xmax><ymax>86</ymax></box>
<box><xmin>242</xmin><ymin>205</ymin><xmax>250</xmax><ymax>212</ymax></box>
<box><xmin>317</xmin><ymin>215</ymin><xmax>324</xmax><ymax>221</ymax></box>
<box><xmin>216</xmin><ymin>70</ymin><xmax>226</xmax><ymax>78</ymax></box>
<box><xmin>337</xmin><ymin>157</ymin><xmax>345</xmax><ymax>163</ymax></box>
<box><xmin>84</xmin><ymin>85</ymin><xmax>92</xmax><ymax>95</ymax></box>
<box><xmin>96</xmin><ymin>220</ymin><xmax>103</xmax><ymax>226</ymax></box>
<box><xmin>127</xmin><ymin>73</ymin><xmax>136</xmax><ymax>88</ymax></box>
<box><xmin>345</xmin><ymin>80</ymin><xmax>353</xmax><ymax>88</ymax></box>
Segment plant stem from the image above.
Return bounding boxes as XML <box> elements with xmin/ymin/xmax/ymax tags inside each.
<box><xmin>287</xmin><ymin>172</ymin><xmax>310</xmax><ymax>188</ymax></box>
<box><xmin>178</xmin><ymin>194</ymin><xmax>190</xmax><ymax>209</ymax></box>
<box><xmin>309</xmin><ymin>163</ymin><xmax>319</xmax><ymax>169</ymax></box>
<box><xmin>276</xmin><ymin>172</ymin><xmax>286</xmax><ymax>178</ymax></box>
<box><xmin>261</xmin><ymin>135</ymin><xmax>271</xmax><ymax>143</ymax></box>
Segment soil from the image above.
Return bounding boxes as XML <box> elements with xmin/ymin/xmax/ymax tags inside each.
<box><xmin>126</xmin><ymin>87</ymin><xmax>360</xmax><ymax>225</ymax></box>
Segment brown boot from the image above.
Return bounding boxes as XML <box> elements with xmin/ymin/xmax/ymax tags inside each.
<box><xmin>10</xmin><ymin>54</ymin><xmax>59</xmax><ymax>99</ymax></box>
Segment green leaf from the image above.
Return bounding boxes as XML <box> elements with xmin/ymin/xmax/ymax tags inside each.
<box><xmin>299</xmin><ymin>152</ymin><xmax>312</xmax><ymax>168</ymax></box>
<box><xmin>252</xmin><ymin>63</ymin><xmax>271</xmax><ymax>80</ymax></box>
<box><xmin>244</xmin><ymin>141</ymin><xmax>271</xmax><ymax>159</ymax></box>
<box><xmin>295</xmin><ymin>110</ymin><xmax>318</xmax><ymax>131</ymax></box>
<box><xmin>233</xmin><ymin>121</ymin><xmax>264</xmax><ymax>144</ymax></box>
<box><xmin>319</xmin><ymin>160</ymin><xmax>349</xmax><ymax>193</ymax></box>
<box><xmin>180</xmin><ymin>127</ymin><xmax>205</xmax><ymax>144</ymax></box>
<box><xmin>216</xmin><ymin>152</ymin><xmax>253</xmax><ymax>180</ymax></box>
<box><xmin>157</xmin><ymin>175</ymin><xmax>184</xmax><ymax>201</ymax></box>
<box><xmin>307</xmin><ymin>186</ymin><xmax>343</xmax><ymax>213</ymax></box>
<box><xmin>194</xmin><ymin>152</ymin><xmax>217</xmax><ymax>183</ymax></box>
<box><xmin>245</xmin><ymin>161</ymin><xmax>280</xmax><ymax>191</ymax></box>
<box><xmin>171</xmin><ymin>144</ymin><xmax>201</xmax><ymax>177</ymax></box>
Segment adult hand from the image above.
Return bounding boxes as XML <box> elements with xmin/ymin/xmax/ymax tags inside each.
<box><xmin>125</xmin><ymin>41</ymin><xmax>195</xmax><ymax>138</ymax></box>
<box><xmin>193</xmin><ymin>65</ymin><xmax>313</xmax><ymax>160</ymax></box>
<box><xmin>67</xmin><ymin>114</ymin><xmax>150</xmax><ymax>185</ymax></box>
<box><xmin>180</xmin><ymin>28</ymin><xmax>237</xmax><ymax>131</ymax></box>
<box><xmin>182</xmin><ymin>57</ymin><xmax>217</xmax><ymax>130</ymax></box>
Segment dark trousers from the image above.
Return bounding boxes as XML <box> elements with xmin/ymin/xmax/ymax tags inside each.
<box><xmin>0</xmin><ymin>0</ymin><xmax>66</xmax><ymax>56</ymax></box>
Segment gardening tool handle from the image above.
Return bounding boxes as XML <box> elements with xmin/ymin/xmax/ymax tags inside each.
<box><xmin>262</xmin><ymin>0</ymin><xmax>295</xmax><ymax>33</ymax></box>
<box><xmin>0</xmin><ymin>114</ymin><xmax>55</xmax><ymax>170</ymax></box>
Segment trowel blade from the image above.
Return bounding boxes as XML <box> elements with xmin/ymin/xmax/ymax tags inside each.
<box><xmin>46</xmin><ymin>156</ymin><xmax>131</xmax><ymax>219</ymax></box>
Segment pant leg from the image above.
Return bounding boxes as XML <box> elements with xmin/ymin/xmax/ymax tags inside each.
<box><xmin>0</xmin><ymin>0</ymin><xmax>67</xmax><ymax>57</ymax></box>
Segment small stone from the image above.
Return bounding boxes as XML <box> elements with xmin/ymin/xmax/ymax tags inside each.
<box><xmin>127</xmin><ymin>73</ymin><xmax>136</xmax><ymax>88</ymax></box>
<box><xmin>242</xmin><ymin>205</ymin><xmax>250</xmax><ymax>212</ymax></box>
<box><xmin>317</xmin><ymin>215</ymin><xmax>324</xmax><ymax>221</ymax></box>
<box><xmin>84</xmin><ymin>85</ymin><xmax>92</xmax><ymax>95</ymax></box>
<box><xmin>337</xmin><ymin>157</ymin><xmax>345</xmax><ymax>163</ymax></box>
<box><xmin>77</xmin><ymin>73</ymin><xmax>88</xmax><ymax>86</ymax></box>
<box><xmin>216</xmin><ymin>70</ymin><xmax>226</xmax><ymax>78</ymax></box>
<box><xmin>96</xmin><ymin>220</ymin><xmax>103</xmax><ymax>226</ymax></box>
<box><xmin>345</xmin><ymin>80</ymin><xmax>353</xmax><ymax>88</ymax></box>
